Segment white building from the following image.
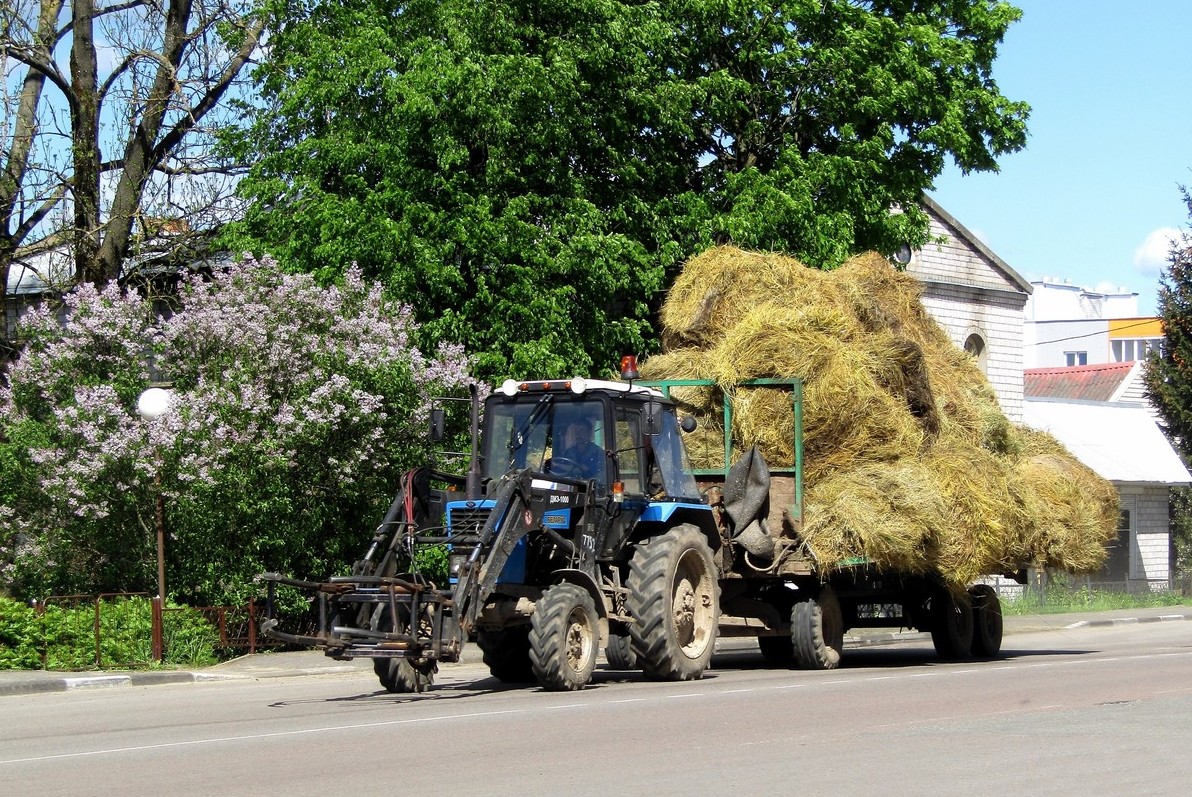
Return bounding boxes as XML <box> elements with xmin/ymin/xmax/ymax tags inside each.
<box><xmin>1024</xmin><ymin>279</ymin><xmax>1163</xmax><ymax>369</ymax></box>
<box><xmin>912</xmin><ymin>195</ymin><xmax>1186</xmax><ymax>590</ymax></box>
<box><xmin>907</xmin><ymin>194</ymin><xmax>1033</xmax><ymax>421</ymax></box>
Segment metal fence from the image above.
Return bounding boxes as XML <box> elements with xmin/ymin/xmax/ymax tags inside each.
<box><xmin>985</xmin><ymin>572</ymin><xmax>1192</xmax><ymax>601</ymax></box>
<box><xmin>31</xmin><ymin>594</ymin><xmax>264</xmax><ymax>670</ymax></box>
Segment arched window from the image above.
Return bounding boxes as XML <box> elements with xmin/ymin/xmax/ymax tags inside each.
<box><xmin>964</xmin><ymin>332</ymin><xmax>988</xmax><ymax>373</ymax></box>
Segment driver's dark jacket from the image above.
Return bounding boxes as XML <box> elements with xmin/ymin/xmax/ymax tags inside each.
<box><xmin>555</xmin><ymin>442</ymin><xmax>605</xmax><ymax>481</ymax></box>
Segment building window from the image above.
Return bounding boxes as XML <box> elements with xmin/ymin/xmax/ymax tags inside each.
<box><xmin>1064</xmin><ymin>351</ymin><xmax>1088</xmax><ymax>366</ymax></box>
<box><xmin>1112</xmin><ymin>338</ymin><xmax>1164</xmax><ymax>362</ymax></box>
<box><xmin>963</xmin><ymin>333</ymin><xmax>987</xmax><ymax>373</ymax></box>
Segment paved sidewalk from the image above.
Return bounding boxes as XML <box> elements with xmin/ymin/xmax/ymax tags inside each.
<box><xmin>3</xmin><ymin>605</ymin><xmax>1189</xmax><ymax>697</ymax></box>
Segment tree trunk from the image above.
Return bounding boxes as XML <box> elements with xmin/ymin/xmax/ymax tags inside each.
<box><xmin>1</xmin><ymin>0</ymin><xmax>66</xmax><ymax>326</ymax></box>
<box><xmin>69</xmin><ymin>0</ymin><xmax>104</xmax><ymax>286</ymax></box>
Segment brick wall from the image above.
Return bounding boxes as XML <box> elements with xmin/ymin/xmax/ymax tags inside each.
<box><xmin>1118</xmin><ymin>485</ymin><xmax>1171</xmax><ymax>582</ymax></box>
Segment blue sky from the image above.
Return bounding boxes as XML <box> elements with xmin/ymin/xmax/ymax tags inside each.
<box><xmin>929</xmin><ymin>1</ymin><xmax>1192</xmax><ymax>316</ymax></box>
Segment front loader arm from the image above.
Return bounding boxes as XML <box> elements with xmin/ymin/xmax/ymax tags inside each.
<box><xmin>451</xmin><ymin>470</ymin><xmax>535</xmax><ymax>635</ymax></box>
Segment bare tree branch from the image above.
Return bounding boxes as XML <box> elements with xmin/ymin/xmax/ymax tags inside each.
<box><xmin>2</xmin><ymin>0</ymin><xmax>264</xmax><ymax>305</ymax></box>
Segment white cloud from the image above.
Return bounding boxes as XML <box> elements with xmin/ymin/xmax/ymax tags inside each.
<box><xmin>1133</xmin><ymin>227</ymin><xmax>1184</xmax><ymax>276</ymax></box>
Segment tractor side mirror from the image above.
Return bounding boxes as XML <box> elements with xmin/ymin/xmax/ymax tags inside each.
<box><xmin>430</xmin><ymin>407</ymin><xmax>446</xmax><ymax>442</ymax></box>
<box><xmin>679</xmin><ymin>414</ymin><xmax>697</xmax><ymax>433</ymax></box>
<box><xmin>643</xmin><ymin>401</ymin><xmax>662</xmax><ymax>436</ymax></box>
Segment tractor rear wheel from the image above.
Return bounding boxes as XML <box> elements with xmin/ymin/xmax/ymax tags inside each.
<box><xmin>530</xmin><ymin>583</ymin><xmax>599</xmax><ymax>691</ymax></box>
<box><xmin>930</xmin><ymin>587</ymin><xmax>974</xmax><ymax>660</ymax></box>
<box><xmin>792</xmin><ymin>585</ymin><xmax>844</xmax><ymax>670</ymax></box>
<box><xmin>477</xmin><ymin>626</ymin><xmax>535</xmax><ymax>683</ymax></box>
<box><xmin>968</xmin><ymin>584</ymin><xmax>1004</xmax><ymax>657</ymax></box>
<box><xmin>627</xmin><ymin>524</ymin><xmax>719</xmax><ymax>681</ymax></box>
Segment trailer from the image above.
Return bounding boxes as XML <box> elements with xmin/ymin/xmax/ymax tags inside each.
<box><xmin>647</xmin><ymin>376</ymin><xmax>1009</xmax><ymax>670</ymax></box>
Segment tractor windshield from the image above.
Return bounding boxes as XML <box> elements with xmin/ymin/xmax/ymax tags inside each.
<box><xmin>484</xmin><ymin>397</ymin><xmax>608</xmax><ymax>489</ymax></box>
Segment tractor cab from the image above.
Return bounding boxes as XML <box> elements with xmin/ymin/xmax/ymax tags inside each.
<box><xmin>480</xmin><ymin>375</ymin><xmax>703</xmax><ymax>505</ymax></box>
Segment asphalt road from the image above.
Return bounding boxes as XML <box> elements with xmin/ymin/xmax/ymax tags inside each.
<box><xmin>3</xmin><ymin>619</ymin><xmax>1192</xmax><ymax>796</ymax></box>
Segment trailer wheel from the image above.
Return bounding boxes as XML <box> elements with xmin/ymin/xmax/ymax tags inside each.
<box><xmin>968</xmin><ymin>584</ymin><xmax>1003</xmax><ymax>657</ymax></box>
<box><xmin>627</xmin><ymin>524</ymin><xmax>720</xmax><ymax>681</ymax></box>
<box><xmin>371</xmin><ymin>606</ymin><xmax>434</xmax><ymax>693</ymax></box>
<box><xmin>930</xmin><ymin>588</ymin><xmax>974</xmax><ymax>660</ymax></box>
<box><xmin>792</xmin><ymin>586</ymin><xmax>844</xmax><ymax>670</ymax></box>
<box><xmin>605</xmin><ymin>632</ymin><xmax>637</xmax><ymax>670</ymax></box>
<box><xmin>529</xmin><ymin>583</ymin><xmax>599</xmax><ymax>691</ymax></box>
<box><xmin>477</xmin><ymin>626</ymin><xmax>536</xmax><ymax>683</ymax></box>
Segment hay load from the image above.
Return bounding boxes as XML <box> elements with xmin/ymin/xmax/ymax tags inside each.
<box><xmin>645</xmin><ymin>246</ymin><xmax>1118</xmax><ymax>587</ymax></box>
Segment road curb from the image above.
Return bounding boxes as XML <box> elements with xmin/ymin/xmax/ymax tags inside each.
<box><xmin>1064</xmin><ymin>613</ymin><xmax>1191</xmax><ymax>630</ymax></box>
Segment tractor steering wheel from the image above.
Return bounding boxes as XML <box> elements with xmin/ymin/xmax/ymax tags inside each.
<box><xmin>548</xmin><ymin>457</ymin><xmax>584</xmax><ymax>478</ymax></box>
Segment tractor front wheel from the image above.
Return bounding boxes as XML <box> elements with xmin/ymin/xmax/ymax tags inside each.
<box><xmin>605</xmin><ymin>631</ymin><xmax>637</xmax><ymax>670</ymax></box>
<box><xmin>477</xmin><ymin>626</ymin><xmax>535</xmax><ymax>683</ymax></box>
<box><xmin>371</xmin><ymin>605</ymin><xmax>435</xmax><ymax>693</ymax></box>
<box><xmin>530</xmin><ymin>583</ymin><xmax>599</xmax><ymax>691</ymax></box>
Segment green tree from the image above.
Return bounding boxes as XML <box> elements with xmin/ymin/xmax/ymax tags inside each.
<box><xmin>1144</xmin><ymin>186</ymin><xmax>1192</xmax><ymax>578</ymax></box>
<box><xmin>224</xmin><ymin>0</ymin><xmax>1029</xmax><ymax>380</ymax></box>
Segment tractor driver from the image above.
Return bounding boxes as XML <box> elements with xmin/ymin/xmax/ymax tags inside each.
<box><xmin>552</xmin><ymin>416</ymin><xmax>605</xmax><ymax>482</ymax></box>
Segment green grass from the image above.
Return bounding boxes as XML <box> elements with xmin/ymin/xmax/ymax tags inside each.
<box><xmin>1002</xmin><ymin>587</ymin><xmax>1192</xmax><ymax>616</ymax></box>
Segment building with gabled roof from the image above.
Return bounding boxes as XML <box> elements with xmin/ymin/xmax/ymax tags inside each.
<box><xmin>1025</xmin><ymin>361</ymin><xmax>1146</xmax><ymax>404</ymax></box>
<box><xmin>907</xmin><ymin>194</ymin><xmax>1034</xmax><ymax>421</ymax></box>
<box><xmin>1024</xmin><ymin>364</ymin><xmax>1188</xmax><ymax>590</ymax></box>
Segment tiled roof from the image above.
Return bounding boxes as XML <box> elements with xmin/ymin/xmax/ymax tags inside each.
<box><xmin>1024</xmin><ymin>362</ymin><xmax>1136</xmax><ymax>402</ymax></box>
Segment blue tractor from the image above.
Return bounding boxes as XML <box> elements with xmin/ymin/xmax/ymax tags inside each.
<box><xmin>262</xmin><ymin>359</ymin><xmax>722</xmax><ymax>692</ymax></box>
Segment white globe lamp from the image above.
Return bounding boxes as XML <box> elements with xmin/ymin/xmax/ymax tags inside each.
<box><xmin>137</xmin><ymin>387</ymin><xmax>172</xmax><ymax>420</ymax></box>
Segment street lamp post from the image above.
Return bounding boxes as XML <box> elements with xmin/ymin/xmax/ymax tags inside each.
<box><xmin>137</xmin><ymin>387</ymin><xmax>172</xmax><ymax>604</ymax></box>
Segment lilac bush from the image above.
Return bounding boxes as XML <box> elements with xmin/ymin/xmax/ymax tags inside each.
<box><xmin>0</xmin><ymin>256</ymin><xmax>475</xmax><ymax>604</ymax></box>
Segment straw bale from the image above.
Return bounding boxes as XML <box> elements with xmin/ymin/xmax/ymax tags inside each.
<box><xmin>637</xmin><ymin>349</ymin><xmax>717</xmax><ymax>382</ymax></box>
<box><xmin>708</xmin><ymin>310</ymin><xmax>849</xmax><ymax>385</ymax></box>
<box><xmin>730</xmin><ymin>387</ymin><xmax>797</xmax><ymax>469</ymax></box>
<box><xmin>660</xmin><ymin>246</ymin><xmax>833</xmax><ymax>348</ymax></box>
<box><xmin>1009</xmin><ymin>445</ymin><xmax>1119</xmax><ymax>573</ymax></box>
<box><xmin>832</xmin><ymin>252</ymin><xmax>938</xmax><ymax>341</ymax></box>
<box><xmin>925</xmin><ymin>439</ymin><xmax>1028</xmax><ymax>584</ymax></box>
<box><xmin>643</xmin><ymin>244</ymin><xmax>1119</xmax><ymax>583</ymax></box>
<box><xmin>801</xmin><ymin>346</ymin><xmax>927</xmax><ymax>487</ymax></box>
<box><xmin>802</xmin><ymin>461</ymin><xmax>947</xmax><ymax>575</ymax></box>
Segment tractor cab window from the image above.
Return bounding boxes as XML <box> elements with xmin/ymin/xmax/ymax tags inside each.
<box><xmin>649</xmin><ymin>409</ymin><xmax>701</xmax><ymax>501</ymax></box>
<box><xmin>614</xmin><ymin>405</ymin><xmax>644</xmax><ymax>495</ymax></box>
<box><xmin>483</xmin><ymin>396</ymin><xmax>608</xmax><ymax>489</ymax></box>
<box><xmin>546</xmin><ymin>402</ymin><xmax>607</xmax><ymax>487</ymax></box>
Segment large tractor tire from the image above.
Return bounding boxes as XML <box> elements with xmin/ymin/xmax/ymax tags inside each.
<box><xmin>792</xmin><ymin>585</ymin><xmax>844</xmax><ymax>670</ymax></box>
<box><xmin>627</xmin><ymin>524</ymin><xmax>720</xmax><ymax>681</ymax></box>
<box><xmin>968</xmin><ymin>584</ymin><xmax>1004</xmax><ymax>657</ymax></box>
<box><xmin>605</xmin><ymin>632</ymin><xmax>637</xmax><ymax>670</ymax></box>
<box><xmin>371</xmin><ymin>605</ymin><xmax>434</xmax><ymax>693</ymax></box>
<box><xmin>529</xmin><ymin>583</ymin><xmax>599</xmax><ymax>691</ymax></box>
<box><xmin>930</xmin><ymin>587</ymin><xmax>974</xmax><ymax>660</ymax></box>
<box><xmin>477</xmin><ymin>626</ymin><xmax>536</xmax><ymax>683</ymax></box>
